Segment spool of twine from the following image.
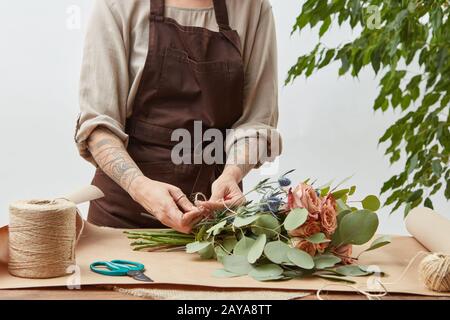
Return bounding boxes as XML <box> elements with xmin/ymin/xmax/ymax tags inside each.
<box><xmin>8</xmin><ymin>199</ymin><xmax>77</xmax><ymax>279</ymax></box>
<box><xmin>419</xmin><ymin>253</ymin><xmax>450</xmax><ymax>292</ymax></box>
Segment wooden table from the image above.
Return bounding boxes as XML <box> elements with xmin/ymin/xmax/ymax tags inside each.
<box><xmin>1</xmin><ymin>287</ymin><xmax>448</xmax><ymax>300</ymax></box>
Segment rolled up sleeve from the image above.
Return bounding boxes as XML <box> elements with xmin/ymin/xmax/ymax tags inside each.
<box><xmin>226</xmin><ymin>3</ymin><xmax>282</xmax><ymax>167</ymax></box>
<box><xmin>74</xmin><ymin>0</ymin><xmax>130</xmax><ymax>166</ymax></box>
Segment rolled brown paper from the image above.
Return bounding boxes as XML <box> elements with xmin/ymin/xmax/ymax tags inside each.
<box><xmin>405</xmin><ymin>207</ymin><xmax>450</xmax><ymax>254</ymax></box>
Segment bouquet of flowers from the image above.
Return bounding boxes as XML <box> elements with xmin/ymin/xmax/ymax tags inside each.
<box><xmin>125</xmin><ymin>171</ymin><xmax>391</xmax><ymax>283</ymax></box>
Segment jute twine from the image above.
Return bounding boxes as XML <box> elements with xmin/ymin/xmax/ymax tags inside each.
<box><xmin>317</xmin><ymin>251</ymin><xmax>450</xmax><ymax>300</ymax></box>
<box><xmin>8</xmin><ymin>199</ymin><xmax>77</xmax><ymax>279</ymax></box>
<box><xmin>419</xmin><ymin>253</ymin><xmax>450</xmax><ymax>292</ymax></box>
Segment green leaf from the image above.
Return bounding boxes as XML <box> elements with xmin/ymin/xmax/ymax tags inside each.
<box><xmin>349</xmin><ymin>186</ymin><xmax>356</xmax><ymax>196</ymax></box>
<box><xmin>206</xmin><ymin>221</ymin><xmax>227</xmax><ymax>236</ymax></box>
<box><xmin>407</xmin><ymin>190</ymin><xmax>423</xmax><ymax>203</ymax></box>
<box><xmin>361</xmin><ymin>195</ymin><xmax>381</xmax><ymax>211</ymax></box>
<box><xmin>263</xmin><ymin>241</ymin><xmax>290</xmax><ymax>264</ymax></box>
<box><xmin>339</xmin><ymin>210</ymin><xmax>379</xmax><ymax>245</ymax></box>
<box><xmin>212</xmin><ymin>269</ymin><xmax>241</xmax><ymax>278</ymax></box>
<box><xmin>214</xmin><ymin>246</ymin><xmax>227</xmax><ymax>263</ymax></box>
<box><xmin>222</xmin><ymin>237</ymin><xmax>237</xmax><ymax>253</ymax></box>
<box><xmin>319</xmin><ymin>16</ymin><xmax>332</xmax><ymax>37</ymax></box>
<box><xmin>233</xmin><ymin>236</ymin><xmax>256</xmax><ymax>256</ymax></box>
<box><xmin>314</xmin><ymin>254</ymin><xmax>341</xmax><ymax>269</ymax></box>
<box><xmin>335</xmin><ymin>265</ymin><xmax>372</xmax><ymax>277</ymax></box>
<box><xmin>336</xmin><ymin>199</ymin><xmax>350</xmax><ymax>213</ymax></box>
<box><xmin>424</xmin><ymin>197</ymin><xmax>434</xmax><ymax>210</ymax></box>
<box><xmin>404</xmin><ymin>202</ymin><xmax>412</xmax><ymax>218</ymax></box>
<box><xmin>432</xmin><ymin>160</ymin><xmax>442</xmax><ymax>176</ymax></box>
<box><xmin>222</xmin><ymin>255</ymin><xmax>252</xmax><ymax>276</ymax></box>
<box><xmin>315</xmin><ymin>274</ymin><xmax>356</xmax><ymax>284</ymax></box>
<box><xmin>287</xmin><ymin>248</ymin><xmax>315</xmax><ymax>270</ymax></box>
<box><xmin>233</xmin><ymin>215</ymin><xmax>260</xmax><ymax>228</ymax></box>
<box><xmin>248</xmin><ymin>264</ymin><xmax>284</xmax><ymax>280</ymax></box>
<box><xmin>365</xmin><ymin>235</ymin><xmax>392</xmax><ymax>252</ymax></box>
<box><xmin>306</xmin><ymin>232</ymin><xmax>330</xmax><ymax>244</ymax></box>
<box><xmin>284</xmin><ymin>208</ymin><xmax>308</xmax><ymax>231</ymax></box>
<box><xmin>251</xmin><ymin>214</ymin><xmax>281</xmax><ymax>238</ymax></box>
<box><xmin>331</xmin><ymin>189</ymin><xmax>349</xmax><ymax>199</ymax></box>
<box><xmin>407</xmin><ymin>154</ymin><xmax>419</xmax><ymax>175</ymax></box>
<box><xmin>186</xmin><ymin>241</ymin><xmax>212</xmax><ymax>254</ymax></box>
<box><xmin>198</xmin><ymin>243</ymin><xmax>215</xmax><ymax>259</ymax></box>
<box><xmin>247</xmin><ymin>234</ymin><xmax>266</xmax><ymax>264</ymax></box>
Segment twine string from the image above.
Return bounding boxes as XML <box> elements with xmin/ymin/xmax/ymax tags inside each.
<box><xmin>8</xmin><ymin>199</ymin><xmax>77</xmax><ymax>279</ymax></box>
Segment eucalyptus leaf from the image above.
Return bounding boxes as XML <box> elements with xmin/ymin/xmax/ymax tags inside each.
<box><xmin>233</xmin><ymin>215</ymin><xmax>260</xmax><ymax>228</ymax></box>
<box><xmin>222</xmin><ymin>237</ymin><xmax>237</xmax><ymax>253</ymax></box>
<box><xmin>222</xmin><ymin>255</ymin><xmax>252</xmax><ymax>275</ymax></box>
<box><xmin>362</xmin><ymin>195</ymin><xmax>381</xmax><ymax>211</ymax></box>
<box><xmin>251</xmin><ymin>214</ymin><xmax>281</xmax><ymax>238</ymax></box>
<box><xmin>233</xmin><ymin>236</ymin><xmax>256</xmax><ymax>256</ymax></box>
<box><xmin>339</xmin><ymin>210</ymin><xmax>379</xmax><ymax>245</ymax></box>
<box><xmin>320</xmin><ymin>186</ymin><xmax>331</xmax><ymax>197</ymax></box>
<box><xmin>247</xmin><ymin>234</ymin><xmax>267</xmax><ymax>263</ymax></box>
<box><xmin>186</xmin><ymin>241</ymin><xmax>212</xmax><ymax>254</ymax></box>
<box><xmin>335</xmin><ymin>265</ymin><xmax>372</xmax><ymax>277</ymax></box>
<box><xmin>306</xmin><ymin>232</ymin><xmax>330</xmax><ymax>244</ymax></box>
<box><xmin>313</xmin><ymin>254</ymin><xmax>341</xmax><ymax>269</ymax></box>
<box><xmin>214</xmin><ymin>246</ymin><xmax>227</xmax><ymax>263</ymax></box>
<box><xmin>198</xmin><ymin>243</ymin><xmax>215</xmax><ymax>259</ymax></box>
<box><xmin>263</xmin><ymin>241</ymin><xmax>290</xmax><ymax>264</ymax></box>
<box><xmin>248</xmin><ymin>264</ymin><xmax>284</xmax><ymax>279</ymax></box>
<box><xmin>287</xmin><ymin>248</ymin><xmax>315</xmax><ymax>270</ymax></box>
<box><xmin>315</xmin><ymin>274</ymin><xmax>356</xmax><ymax>284</ymax></box>
<box><xmin>364</xmin><ymin>235</ymin><xmax>392</xmax><ymax>252</ymax></box>
<box><xmin>206</xmin><ymin>221</ymin><xmax>227</xmax><ymax>236</ymax></box>
<box><xmin>336</xmin><ymin>199</ymin><xmax>350</xmax><ymax>213</ymax></box>
<box><xmin>331</xmin><ymin>189</ymin><xmax>349</xmax><ymax>199</ymax></box>
<box><xmin>251</xmin><ymin>274</ymin><xmax>286</xmax><ymax>282</ymax></box>
<box><xmin>212</xmin><ymin>269</ymin><xmax>241</xmax><ymax>278</ymax></box>
<box><xmin>284</xmin><ymin>208</ymin><xmax>308</xmax><ymax>231</ymax></box>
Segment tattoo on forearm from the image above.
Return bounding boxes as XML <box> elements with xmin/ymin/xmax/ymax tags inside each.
<box><xmin>89</xmin><ymin>136</ymin><xmax>144</xmax><ymax>192</ymax></box>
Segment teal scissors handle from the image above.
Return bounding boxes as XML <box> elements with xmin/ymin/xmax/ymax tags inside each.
<box><xmin>90</xmin><ymin>260</ymin><xmax>145</xmax><ymax>276</ymax></box>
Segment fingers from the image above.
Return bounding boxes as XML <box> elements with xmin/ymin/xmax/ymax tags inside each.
<box><xmin>182</xmin><ymin>209</ymin><xmax>205</xmax><ymax>226</ymax></box>
<box><xmin>166</xmin><ymin>202</ymin><xmax>192</xmax><ymax>234</ymax></box>
<box><xmin>224</xmin><ymin>195</ymin><xmax>246</xmax><ymax>207</ymax></box>
<box><xmin>169</xmin><ymin>187</ymin><xmax>196</xmax><ymax>212</ymax></box>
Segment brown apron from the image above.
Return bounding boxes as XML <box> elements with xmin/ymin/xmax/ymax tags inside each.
<box><xmin>88</xmin><ymin>0</ymin><xmax>244</xmax><ymax>228</ymax></box>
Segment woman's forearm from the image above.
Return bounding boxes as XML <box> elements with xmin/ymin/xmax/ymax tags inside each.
<box><xmin>224</xmin><ymin>140</ymin><xmax>257</xmax><ymax>182</ymax></box>
<box><xmin>87</xmin><ymin>127</ymin><xmax>144</xmax><ymax>195</ymax></box>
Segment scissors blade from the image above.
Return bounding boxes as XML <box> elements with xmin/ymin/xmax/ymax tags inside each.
<box><xmin>127</xmin><ymin>270</ymin><xmax>154</xmax><ymax>282</ymax></box>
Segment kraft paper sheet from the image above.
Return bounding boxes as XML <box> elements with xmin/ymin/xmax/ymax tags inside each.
<box><xmin>0</xmin><ymin>199</ymin><xmax>449</xmax><ymax>296</ymax></box>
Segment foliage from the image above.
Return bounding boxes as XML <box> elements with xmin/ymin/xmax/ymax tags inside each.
<box><xmin>286</xmin><ymin>0</ymin><xmax>450</xmax><ymax>216</ymax></box>
<box><xmin>125</xmin><ymin>172</ymin><xmax>390</xmax><ymax>283</ymax></box>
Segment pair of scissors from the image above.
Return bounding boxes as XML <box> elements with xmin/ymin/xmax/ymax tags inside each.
<box><xmin>90</xmin><ymin>260</ymin><xmax>153</xmax><ymax>282</ymax></box>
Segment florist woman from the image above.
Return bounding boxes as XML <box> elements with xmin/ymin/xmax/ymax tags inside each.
<box><xmin>74</xmin><ymin>0</ymin><xmax>281</xmax><ymax>233</ymax></box>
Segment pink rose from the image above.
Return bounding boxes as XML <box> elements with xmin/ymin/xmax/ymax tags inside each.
<box><xmin>289</xmin><ymin>220</ymin><xmax>321</xmax><ymax>238</ymax></box>
<box><xmin>333</xmin><ymin>244</ymin><xmax>354</xmax><ymax>265</ymax></box>
<box><xmin>320</xmin><ymin>195</ymin><xmax>337</xmax><ymax>236</ymax></box>
<box><xmin>289</xmin><ymin>183</ymin><xmax>321</xmax><ymax>219</ymax></box>
<box><xmin>294</xmin><ymin>239</ymin><xmax>317</xmax><ymax>256</ymax></box>
<box><xmin>315</xmin><ymin>242</ymin><xmax>329</xmax><ymax>254</ymax></box>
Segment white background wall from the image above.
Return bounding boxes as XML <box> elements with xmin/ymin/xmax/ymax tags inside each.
<box><xmin>0</xmin><ymin>0</ymin><xmax>448</xmax><ymax>234</ymax></box>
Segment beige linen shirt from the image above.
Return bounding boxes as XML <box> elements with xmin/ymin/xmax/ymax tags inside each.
<box><xmin>75</xmin><ymin>0</ymin><xmax>281</xmax><ymax>166</ymax></box>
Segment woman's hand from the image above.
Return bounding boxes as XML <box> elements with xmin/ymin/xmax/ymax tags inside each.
<box><xmin>129</xmin><ymin>176</ymin><xmax>204</xmax><ymax>234</ymax></box>
<box><xmin>196</xmin><ymin>165</ymin><xmax>246</xmax><ymax>212</ymax></box>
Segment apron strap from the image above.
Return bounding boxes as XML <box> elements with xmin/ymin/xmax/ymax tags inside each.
<box><xmin>150</xmin><ymin>0</ymin><xmax>165</xmax><ymax>19</ymax></box>
<box><xmin>213</xmin><ymin>0</ymin><xmax>231</xmax><ymax>31</ymax></box>
<box><xmin>151</xmin><ymin>0</ymin><xmax>231</xmax><ymax>31</ymax></box>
